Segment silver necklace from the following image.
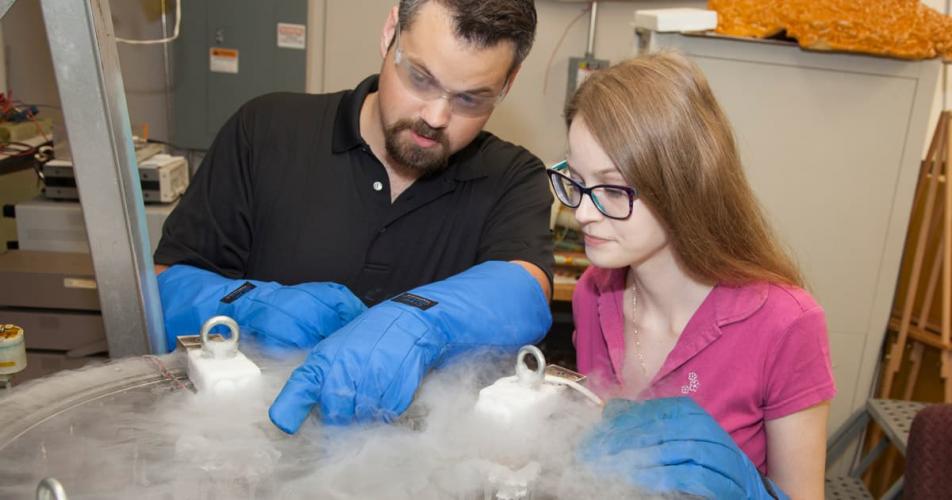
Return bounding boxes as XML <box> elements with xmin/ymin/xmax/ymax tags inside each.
<box><xmin>629</xmin><ymin>279</ymin><xmax>649</xmax><ymax>376</ymax></box>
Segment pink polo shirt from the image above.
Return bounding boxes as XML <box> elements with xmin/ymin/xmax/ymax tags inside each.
<box><xmin>572</xmin><ymin>266</ymin><xmax>836</xmax><ymax>474</ymax></box>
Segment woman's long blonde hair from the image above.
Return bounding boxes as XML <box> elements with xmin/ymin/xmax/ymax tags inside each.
<box><xmin>566</xmin><ymin>51</ymin><xmax>803</xmax><ymax>287</ymax></box>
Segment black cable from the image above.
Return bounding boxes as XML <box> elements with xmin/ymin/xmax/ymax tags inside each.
<box><xmin>0</xmin><ymin>141</ymin><xmax>36</xmax><ymax>157</ymax></box>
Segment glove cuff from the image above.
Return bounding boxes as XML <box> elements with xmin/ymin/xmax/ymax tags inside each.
<box><xmin>394</xmin><ymin>261</ymin><xmax>552</xmax><ymax>356</ymax></box>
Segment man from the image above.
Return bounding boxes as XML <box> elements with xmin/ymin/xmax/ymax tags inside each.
<box><xmin>154</xmin><ymin>0</ymin><xmax>553</xmax><ymax>433</ymax></box>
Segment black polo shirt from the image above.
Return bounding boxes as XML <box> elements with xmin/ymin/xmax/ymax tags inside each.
<box><xmin>155</xmin><ymin>75</ymin><xmax>554</xmax><ymax>306</ymax></box>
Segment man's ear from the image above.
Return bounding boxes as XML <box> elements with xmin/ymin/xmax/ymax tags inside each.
<box><xmin>380</xmin><ymin>6</ymin><xmax>399</xmax><ymax>59</ymax></box>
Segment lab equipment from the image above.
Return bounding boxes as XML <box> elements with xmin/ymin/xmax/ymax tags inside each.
<box><xmin>632</xmin><ymin>8</ymin><xmax>718</xmax><ymax>32</ymax></box>
<box><xmin>42</xmin><ymin>153</ymin><xmax>188</xmax><ymax>204</ymax></box>
<box><xmin>0</xmin><ymin>347</ymin><xmax>609</xmax><ymax>499</ymax></box>
<box><xmin>0</xmin><ymin>324</ymin><xmax>27</xmax><ymax>389</ymax></box>
<box><xmin>14</xmin><ymin>197</ymin><xmax>175</xmax><ymax>254</ymax></box>
<box><xmin>183</xmin><ymin>315</ymin><xmax>261</xmax><ymax>394</ymax></box>
<box><xmin>475</xmin><ymin>345</ymin><xmax>602</xmax><ymax>426</ymax></box>
<box><xmin>472</xmin><ymin>345</ymin><xmax>603</xmax><ymax>500</ymax></box>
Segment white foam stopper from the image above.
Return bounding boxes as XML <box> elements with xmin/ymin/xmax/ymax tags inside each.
<box><xmin>187</xmin><ymin>347</ymin><xmax>261</xmax><ymax>394</ymax></box>
<box><xmin>473</xmin><ymin>375</ymin><xmax>564</xmax><ymax>427</ymax></box>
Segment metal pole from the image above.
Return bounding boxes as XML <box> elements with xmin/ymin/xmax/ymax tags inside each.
<box><xmin>39</xmin><ymin>0</ymin><xmax>167</xmax><ymax>356</ymax></box>
<box><xmin>160</xmin><ymin>0</ymin><xmax>174</xmax><ymax>141</ymax></box>
<box><xmin>0</xmin><ymin>0</ymin><xmax>14</xmax><ymax>20</ymax></box>
<box><xmin>586</xmin><ymin>1</ymin><xmax>598</xmax><ymax>57</ymax></box>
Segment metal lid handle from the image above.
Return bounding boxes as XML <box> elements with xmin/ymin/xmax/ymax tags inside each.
<box><xmin>200</xmin><ymin>315</ymin><xmax>240</xmax><ymax>359</ymax></box>
<box><xmin>36</xmin><ymin>477</ymin><xmax>68</xmax><ymax>500</ymax></box>
<box><xmin>515</xmin><ymin>345</ymin><xmax>545</xmax><ymax>388</ymax></box>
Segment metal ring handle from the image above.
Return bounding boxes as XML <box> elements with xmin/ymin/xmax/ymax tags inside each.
<box><xmin>199</xmin><ymin>315</ymin><xmax>240</xmax><ymax>359</ymax></box>
<box><xmin>516</xmin><ymin>345</ymin><xmax>545</xmax><ymax>388</ymax></box>
<box><xmin>36</xmin><ymin>477</ymin><xmax>69</xmax><ymax>500</ymax></box>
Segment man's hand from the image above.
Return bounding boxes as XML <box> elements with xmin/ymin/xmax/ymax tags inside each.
<box><xmin>158</xmin><ymin>265</ymin><xmax>366</xmax><ymax>351</ymax></box>
<box><xmin>268</xmin><ymin>261</ymin><xmax>552</xmax><ymax>431</ymax></box>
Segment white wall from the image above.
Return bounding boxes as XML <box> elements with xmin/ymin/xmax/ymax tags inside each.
<box><xmin>111</xmin><ymin>0</ymin><xmax>177</xmax><ymax>143</ymax></box>
<box><xmin>2</xmin><ymin>1</ymin><xmax>58</xmax><ymax>117</ymax></box>
<box><xmin>319</xmin><ymin>0</ymin><xmax>707</xmax><ymax>164</ymax></box>
<box><xmin>1</xmin><ymin>0</ymin><xmax>175</xmax><ymax>142</ymax></box>
<box><xmin>318</xmin><ymin>0</ymin><xmax>949</xmax><ymax>163</ymax></box>
<box><xmin>4</xmin><ymin>0</ymin><xmax>946</xmax><ymax>158</ymax></box>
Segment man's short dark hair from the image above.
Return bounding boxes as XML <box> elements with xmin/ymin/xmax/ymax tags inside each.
<box><xmin>398</xmin><ymin>0</ymin><xmax>537</xmax><ymax>67</ymax></box>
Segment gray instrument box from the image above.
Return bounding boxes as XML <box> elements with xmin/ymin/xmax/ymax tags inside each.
<box><xmin>42</xmin><ymin>154</ymin><xmax>188</xmax><ymax>204</ymax></box>
<box><xmin>15</xmin><ymin>196</ymin><xmax>176</xmax><ymax>254</ymax></box>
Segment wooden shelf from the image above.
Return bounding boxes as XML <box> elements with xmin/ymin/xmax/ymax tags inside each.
<box><xmin>553</xmin><ymin>281</ymin><xmax>575</xmax><ymax>302</ymax></box>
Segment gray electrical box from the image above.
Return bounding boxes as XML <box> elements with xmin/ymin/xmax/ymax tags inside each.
<box><xmin>566</xmin><ymin>55</ymin><xmax>609</xmax><ymax>106</ymax></box>
<box><xmin>172</xmin><ymin>0</ymin><xmax>308</xmax><ymax>150</ymax></box>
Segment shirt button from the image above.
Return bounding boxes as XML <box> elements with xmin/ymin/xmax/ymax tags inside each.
<box><xmin>373</xmin><ymin>181</ymin><xmax>383</xmax><ymax>192</ymax></box>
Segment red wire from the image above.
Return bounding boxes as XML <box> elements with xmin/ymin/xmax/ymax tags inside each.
<box><xmin>22</xmin><ymin>108</ymin><xmax>50</xmax><ymax>142</ymax></box>
<box><xmin>0</xmin><ymin>90</ymin><xmax>52</xmax><ymax>142</ymax></box>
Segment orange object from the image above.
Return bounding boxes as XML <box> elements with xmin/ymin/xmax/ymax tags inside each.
<box><xmin>708</xmin><ymin>0</ymin><xmax>952</xmax><ymax>61</ymax></box>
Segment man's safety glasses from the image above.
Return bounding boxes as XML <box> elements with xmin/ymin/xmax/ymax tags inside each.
<box><xmin>547</xmin><ymin>160</ymin><xmax>638</xmax><ymax>220</ymax></box>
<box><xmin>392</xmin><ymin>30</ymin><xmax>508</xmax><ymax>117</ymax></box>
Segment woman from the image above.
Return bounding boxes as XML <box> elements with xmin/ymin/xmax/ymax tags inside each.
<box><xmin>554</xmin><ymin>52</ymin><xmax>835</xmax><ymax>498</ymax></box>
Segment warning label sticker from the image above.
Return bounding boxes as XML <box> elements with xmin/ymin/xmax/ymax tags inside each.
<box><xmin>210</xmin><ymin>47</ymin><xmax>239</xmax><ymax>74</ymax></box>
<box><xmin>277</xmin><ymin>23</ymin><xmax>306</xmax><ymax>50</ymax></box>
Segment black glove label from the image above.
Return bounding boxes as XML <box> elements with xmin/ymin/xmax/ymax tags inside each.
<box><xmin>221</xmin><ymin>282</ymin><xmax>256</xmax><ymax>303</ymax></box>
<box><xmin>392</xmin><ymin>292</ymin><xmax>438</xmax><ymax>310</ymax></box>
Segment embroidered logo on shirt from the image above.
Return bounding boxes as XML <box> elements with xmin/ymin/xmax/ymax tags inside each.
<box><xmin>681</xmin><ymin>371</ymin><xmax>700</xmax><ymax>394</ymax></box>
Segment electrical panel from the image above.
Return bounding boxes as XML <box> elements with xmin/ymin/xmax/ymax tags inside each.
<box><xmin>565</xmin><ymin>55</ymin><xmax>609</xmax><ymax>106</ymax></box>
<box><xmin>172</xmin><ymin>0</ymin><xmax>308</xmax><ymax>150</ymax></box>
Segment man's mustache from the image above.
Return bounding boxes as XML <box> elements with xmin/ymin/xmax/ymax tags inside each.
<box><xmin>395</xmin><ymin>119</ymin><xmax>448</xmax><ymax>146</ymax></box>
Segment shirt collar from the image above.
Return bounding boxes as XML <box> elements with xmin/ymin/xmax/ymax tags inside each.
<box><xmin>593</xmin><ymin>267</ymin><xmax>769</xmax><ymax>328</ymax></box>
<box><xmin>331</xmin><ymin>74</ymin><xmax>488</xmax><ymax>182</ymax></box>
<box><xmin>589</xmin><ymin>267</ymin><xmax>770</xmax><ymax>390</ymax></box>
<box><xmin>332</xmin><ymin>74</ymin><xmax>378</xmax><ymax>154</ymax></box>
<box><xmin>710</xmin><ymin>281</ymin><xmax>769</xmax><ymax>327</ymax></box>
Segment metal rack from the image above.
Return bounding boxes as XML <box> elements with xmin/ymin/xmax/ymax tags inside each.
<box><xmin>826</xmin><ymin>399</ymin><xmax>932</xmax><ymax>499</ymax></box>
<box><xmin>0</xmin><ymin>0</ymin><xmax>167</xmax><ymax>357</ymax></box>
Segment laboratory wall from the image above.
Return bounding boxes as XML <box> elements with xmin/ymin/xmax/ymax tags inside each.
<box><xmin>2</xmin><ymin>0</ymin><xmax>948</xmax><ymax>160</ymax></box>
<box><xmin>320</xmin><ymin>0</ymin><xmax>707</xmax><ymax>164</ymax></box>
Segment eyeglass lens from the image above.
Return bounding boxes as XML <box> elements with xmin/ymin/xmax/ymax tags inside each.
<box><xmin>550</xmin><ymin>171</ymin><xmax>632</xmax><ymax>219</ymax></box>
<box><xmin>393</xmin><ymin>38</ymin><xmax>501</xmax><ymax>117</ymax></box>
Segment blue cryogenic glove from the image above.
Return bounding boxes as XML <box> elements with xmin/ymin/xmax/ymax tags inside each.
<box><xmin>268</xmin><ymin>261</ymin><xmax>552</xmax><ymax>431</ymax></box>
<box><xmin>579</xmin><ymin>397</ymin><xmax>789</xmax><ymax>500</ymax></box>
<box><xmin>157</xmin><ymin>264</ymin><xmax>367</xmax><ymax>352</ymax></box>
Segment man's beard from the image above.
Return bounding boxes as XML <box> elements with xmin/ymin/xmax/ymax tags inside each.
<box><xmin>383</xmin><ymin>118</ymin><xmax>450</xmax><ymax>176</ymax></box>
